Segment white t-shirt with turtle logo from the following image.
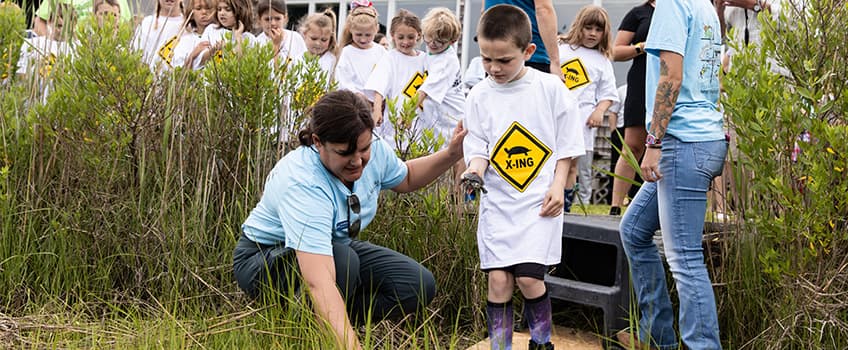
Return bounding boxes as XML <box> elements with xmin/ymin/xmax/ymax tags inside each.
<box><xmin>364</xmin><ymin>49</ymin><xmax>426</xmax><ymax>146</ymax></box>
<box><xmin>463</xmin><ymin>68</ymin><xmax>585</xmax><ymax>268</ymax></box>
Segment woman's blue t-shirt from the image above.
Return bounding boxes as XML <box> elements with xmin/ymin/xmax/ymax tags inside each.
<box><xmin>241</xmin><ymin>136</ymin><xmax>408</xmax><ymax>255</ymax></box>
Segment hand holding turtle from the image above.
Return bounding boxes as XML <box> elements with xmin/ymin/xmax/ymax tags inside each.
<box><xmin>460</xmin><ymin>172</ymin><xmax>488</xmax><ymax>200</ymax></box>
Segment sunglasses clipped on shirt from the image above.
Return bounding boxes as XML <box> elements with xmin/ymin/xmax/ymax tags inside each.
<box><xmin>347</xmin><ymin>193</ymin><xmax>361</xmax><ymax>239</ymax></box>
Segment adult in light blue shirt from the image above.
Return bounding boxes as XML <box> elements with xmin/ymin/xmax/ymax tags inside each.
<box><xmin>233</xmin><ymin>90</ymin><xmax>467</xmax><ymax>349</ymax></box>
<box><xmin>617</xmin><ymin>0</ymin><xmax>728</xmax><ymax>348</ymax></box>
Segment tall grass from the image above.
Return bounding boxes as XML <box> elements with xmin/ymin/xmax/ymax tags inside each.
<box><xmin>0</xmin><ymin>12</ymin><xmax>489</xmax><ymax>348</ymax></box>
<box><xmin>3</xmin><ymin>1</ymin><xmax>848</xmax><ymax>348</ymax></box>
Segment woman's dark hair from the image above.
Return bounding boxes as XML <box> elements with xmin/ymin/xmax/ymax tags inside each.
<box><xmin>297</xmin><ymin>90</ymin><xmax>374</xmax><ymax>155</ymax></box>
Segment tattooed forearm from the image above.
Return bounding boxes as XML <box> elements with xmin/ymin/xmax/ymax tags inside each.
<box><xmin>650</xmin><ymin>56</ymin><xmax>681</xmax><ymax>139</ymax></box>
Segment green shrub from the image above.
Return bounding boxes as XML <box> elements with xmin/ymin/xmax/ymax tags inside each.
<box><xmin>719</xmin><ymin>0</ymin><xmax>848</xmax><ymax>347</ymax></box>
<box><xmin>385</xmin><ymin>95</ymin><xmax>445</xmax><ymax>160</ymax></box>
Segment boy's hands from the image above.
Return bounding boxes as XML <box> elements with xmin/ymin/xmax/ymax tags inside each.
<box><xmin>460</xmin><ymin>171</ymin><xmax>487</xmax><ymax>201</ymax></box>
<box><xmin>540</xmin><ymin>183</ymin><xmax>565</xmax><ymax>217</ymax></box>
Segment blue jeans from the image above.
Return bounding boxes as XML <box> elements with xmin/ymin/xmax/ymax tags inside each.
<box><xmin>619</xmin><ymin>136</ymin><xmax>727</xmax><ymax>350</ymax></box>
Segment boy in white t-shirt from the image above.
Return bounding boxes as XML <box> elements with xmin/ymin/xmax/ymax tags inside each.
<box><xmin>461</xmin><ymin>5</ymin><xmax>584</xmax><ymax>350</ymax></box>
<box><xmin>417</xmin><ymin>7</ymin><xmax>464</xmax><ymax>143</ymax></box>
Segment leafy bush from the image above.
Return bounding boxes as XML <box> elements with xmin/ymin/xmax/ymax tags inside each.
<box><xmin>385</xmin><ymin>95</ymin><xmax>445</xmax><ymax>160</ymax></box>
<box><xmin>719</xmin><ymin>0</ymin><xmax>848</xmax><ymax>347</ymax></box>
<box><xmin>0</xmin><ymin>6</ymin><xmax>487</xmax><ymax>348</ymax></box>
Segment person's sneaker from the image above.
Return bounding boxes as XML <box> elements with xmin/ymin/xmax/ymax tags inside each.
<box><xmin>615</xmin><ymin>328</ymin><xmax>659</xmax><ymax>350</ymax></box>
<box><xmin>609</xmin><ymin>206</ymin><xmax>621</xmax><ymax>216</ymax></box>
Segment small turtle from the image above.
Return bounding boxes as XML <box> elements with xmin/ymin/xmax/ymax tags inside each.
<box><xmin>504</xmin><ymin>146</ymin><xmax>530</xmax><ymax>158</ymax></box>
<box><xmin>460</xmin><ymin>173</ymin><xmax>487</xmax><ymax>201</ymax></box>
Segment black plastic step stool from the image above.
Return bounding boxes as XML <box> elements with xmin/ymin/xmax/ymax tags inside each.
<box><xmin>545</xmin><ymin>214</ymin><xmax>630</xmax><ymax>349</ymax></box>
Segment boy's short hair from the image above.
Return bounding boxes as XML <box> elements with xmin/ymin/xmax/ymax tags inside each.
<box><xmin>477</xmin><ymin>4</ymin><xmax>531</xmax><ymax>50</ymax></box>
<box><xmin>421</xmin><ymin>7</ymin><xmax>460</xmax><ymax>43</ymax></box>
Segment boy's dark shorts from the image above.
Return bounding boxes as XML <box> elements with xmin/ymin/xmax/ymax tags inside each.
<box><xmin>483</xmin><ymin>262</ymin><xmax>547</xmax><ymax>280</ymax></box>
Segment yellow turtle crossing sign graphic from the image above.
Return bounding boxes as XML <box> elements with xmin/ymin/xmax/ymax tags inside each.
<box><xmin>490</xmin><ymin>122</ymin><xmax>552</xmax><ymax>192</ymax></box>
<box><xmin>157</xmin><ymin>35</ymin><xmax>179</xmax><ymax>67</ymax></box>
<box><xmin>561</xmin><ymin>58</ymin><xmax>590</xmax><ymax>90</ymax></box>
<box><xmin>403</xmin><ymin>71</ymin><xmax>427</xmax><ymax>98</ymax></box>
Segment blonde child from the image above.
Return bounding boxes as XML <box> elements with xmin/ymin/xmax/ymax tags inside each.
<box><xmin>557</xmin><ymin>5</ymin><xmax>618</xmax><ymax>211</ymax></box>
<box><xmin>418</xmin><ymin>7</ymin><xmax>465</xmax><ymax>189</ymax></box>
<box><xmin>254</xmin><ymin>0</ymin><xmax>307</xmax><ymax>64</ymax></box>
<box><xmin>334</xmin><ymin>3</ymin><xmax>385</xmax><ymax>95</ymax></box>
<box><xmin>298</xmin><ymin>8</ymin><xmax>337</xmax><ymax>74</ymax></box>
<box><xmin>171</xmin><ymin>0</ymin><xmax>217</xmax><ymax>69</ymax></box>
<box><xmin>462</xmin><ymin>5</ymin><xmax>584</xmax><ymax>349</ymax></box>
<box><xmin>131</xmin><ymin>0</ymin><xmax>184</xmax><ymax>70</ymax></box>
<box><xmin>363</xmin><ymin>9</ymin><xmax>426</xmax><ymax>145</ymax></box>
<box><xmin>418</xmin><ymin>7</ymin><xmax>464</xmax><ymax>145</ymax></box>
<box><xmin>195</xmin><ymin>0</ymin><xmax>254</xmax><ymax>68</ymax></box>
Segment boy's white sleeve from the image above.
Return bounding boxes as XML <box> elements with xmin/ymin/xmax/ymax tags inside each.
<box><xmin>554</xmin><ymin>87</ymin><xmax>587</xmax><ymax>160</ymax></box>
<box><xmin>363</xmin><ymin>53</ymin><xmax>392</xmax><ymax>101</ymax></box>
<box><xmin>418</xmin><ymin>52</ymin><xmax>459</xmax><ymax>104</ymax></box>
<box><xmin>462</xmin><ymin>92</ymin><xmax>490</xmax><ymax>164</ymax></box>
<box><xmin>595</xmin><ymin>59</ymin><xmax>619</xmax><ymax>105</ymax></box>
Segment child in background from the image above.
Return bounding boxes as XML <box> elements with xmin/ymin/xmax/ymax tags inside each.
<box><xmin>418</xmin><ymin>7</ymin><xmax>464</xmax><ymax>146</ymax></box>
<box><xmin>298</xmin><ymin>8</ymin><xmax>337</xmax><ymax>74</ymax></box>
<box><xmin>418</xmin><ymin>7</ymin><xmax>465</xmax><ymax>188</ymax></box>
<box><xmin>364</xmin><ymin>9</ymin><xmax>425</xmax><ymax>146</ymax></box>
<box><xmin>17</xmin><ymin>3</ymin><xmax>77</xmax><ymax>94</ymax></box>
<box><xmin>462</xmin><ymin>5</ymin><xmax>584</xmax><ymax>349</ymax></box>
<box><xmin>131</xmin><ymin>0</ymin><xmax>184</xmax><ymax>70</ymax></box>
<box><xmin>92</xmin><ymin>0</ymin><xmax>121</xmax><ymax>28</ymax></box>
<box><xmin>171</xmin><ymin>0</ymin><xmax>216</xmax><ymax>69</ymax></box>
<box><xmin>196</xmin><ymin>0</ymin><xmax>254</xmax><ymax>68</ymax></box>
<box><xmin>334</xmin><ymin>2</ymin><xmax>385</xmax><ymax>95</ymax></box>
<box><xmin>254</xmin><ymin>0</ymin><xmax>307</xmax><ymax>64</ymax></box>
<box><xmin>557</xmin><ymin>5</ymin><xmax>618</xmax><ymax>212</ymax></box>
